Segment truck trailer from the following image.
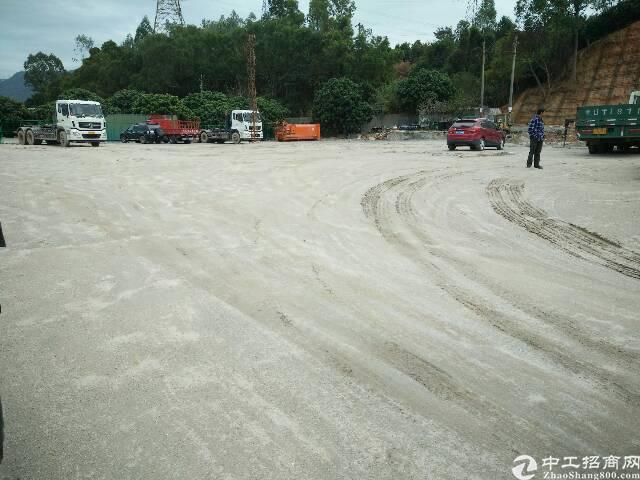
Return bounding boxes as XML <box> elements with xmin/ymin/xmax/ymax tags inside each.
<box><xmin>147</xmin><ymin>115</ymin><xmax>200</xmax><ymax>144</ymax></box>
<box><xmin>576</xmin><ymin>91</ymin><xmax>640</xmax><ymax>153</ymax></box>
<box><xmin>17</xmin><ymin>99</ymin><xmax>107</xmax><ymax>147</ymax></box>
<box><xmin>199</xmin><ymin>110</ymin><xmax>263</xmax><ymax>144</ymax></box>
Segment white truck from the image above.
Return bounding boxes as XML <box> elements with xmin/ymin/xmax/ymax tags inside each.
<box><xmin>17</xmin><ymin>99</ymin><xmax>107</xmax><ymax>147</ymax></box>
<box><xmin>199</xmin><ymin>109</ymin><xmax>263</xmax><ymax>144</ymax></box>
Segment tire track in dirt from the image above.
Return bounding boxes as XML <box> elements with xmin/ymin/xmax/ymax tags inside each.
<box><xmin>362</xmin><ymin>171</ymin><xmax>639</xmax><ymax>406</ymax></box>
<box><xmin>487</xmin><ymin>178</ymin><xmax>640</xmax><ymax>280</ymax></box>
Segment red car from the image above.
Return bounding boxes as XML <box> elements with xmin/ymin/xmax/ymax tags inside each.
<box><xmin>447</xmin><ymin>118</ymin><xmax>506</xmax><ymax>151</ymax></box>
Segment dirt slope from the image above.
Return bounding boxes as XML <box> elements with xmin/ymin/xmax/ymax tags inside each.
<box><xmin>512</xmin><ymin>20</ymin><xmax>640</xmax><ymax>125</ymax></box>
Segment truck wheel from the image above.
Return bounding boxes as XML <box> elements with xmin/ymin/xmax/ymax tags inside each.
<box><xmin>59</xmin><ymin>131</ymin><xmax>70</xmax><ymax>147</ymax></box>
<box><xmin>588</xmin><ymin>144</ymin><xmax>597</xmax><ymax>154</ymax></box>
<box><xmin>120</xmin><ymin>135</ymin><xmax>127</xmax><ymax>143</ymax></box>
<box><xmin>17</xmin><ymin>130</ymin><xmax>25</xmax><ymax>145</ymax></box>
<box><xmin>231</xmin><ymin>132</ymin><xmax>241</xmax><ymax>144</ymax></box>
<box><xmin>91</xmin><ymin>142</ymin><xmax>100</xmax><ymax>147</ymax></box>
<box><xmin>140</xmin><ymin>136</ymin><xmax>147</xmax><ymax>144</ymax></box>
<box><xmin>26</xmin><ymin>130</ymin><xmax>35</xmax><ymax>145</ymax></box>
<box><xmin>200</xmin><ymin>132</ymin><xmax>209</xmax><ymax>144</ymax></box>
<box><xmin>169</xmin><ymin>136</ymin><xmax>177</xmax><ymax>144</ymax></box>
<box><xmin>497</xmin><ymin>138</ymin><xmax>505</xmax><ymax>150</ymax></box>
<box><xmin>448</xmin><ymin>144</ymin><xmax>456</xmax><ymax>151</ymax></box>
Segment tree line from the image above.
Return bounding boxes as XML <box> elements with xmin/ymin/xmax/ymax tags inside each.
<box><xmin>2</xmin><ymin>0</ymin><xmax>638</xmax><ymax>134</ymax></box>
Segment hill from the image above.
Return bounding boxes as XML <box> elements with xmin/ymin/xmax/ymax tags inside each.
<box><xmin>512</xmin><ymin>20</ymin><xmax>640</xmax><ymax>125</ymax></box>
<box><xmin>0</xmin><ymin>72</ymin><xmax>33</xmax><ymax>102</ymax></box>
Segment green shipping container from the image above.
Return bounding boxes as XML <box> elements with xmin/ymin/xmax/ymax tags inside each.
<box><xmin>105</xmin><ymin>114</ymin><xmax>150</xmax><ymax>141</ymax></box>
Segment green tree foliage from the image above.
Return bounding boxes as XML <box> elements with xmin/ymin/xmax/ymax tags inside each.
<box><xmin>59</xmin><ymin>88</ymin><xmax>104</xmax><ymax>103</ymax></box>
<box><xmin>257</xmin><ymin>96</ymin><xmax>290</xmax><ymax>135</ymax></box>
<box><xmin>475</xmin><ymin>0</ymin><xmax>498</xmax><ymax>30</ymax></box>
<box><xmin>103</xmin><ymin>89</ymin><xmax>145</xmax><ymax>114</ymax></box>
<box><xmin>0</xmin><ymin>96</ymin><xmax>31</xmax><ymax>132</ymax></box>
<box><xmin>23</xmin><ymin>52</ymin><xmax>66</xmax><ymax>103</ymax></box>
<box><xmin>183</xmin><ymin>91</ymin><xmax>244</xmax><ymax>126</ymax></box>
<box><xmin>73</xmin><ymin>35</ymin><xmax>95</xmax><ymax>63</ymax></box>
<box><xmin>313</xmin><ymin>77</ymin><xmax>372</xmax><ymax>134</ymax></box>
<box><xmin>396</xmin><ymin>68</ymin><xmax>456</xmax><ymax>112</ymax></box>
<box><xmin>132</xmin><ymin>93</ymin><xmax>195</xmax><ymax>119</ymax></box>
<box><xmin>515</xmin><ymin>0</ymin><xmax>611</xmax><ymax>81</ymax></box>
<box><xmin>135</xmin><ymin>16</ymin><xmax>154</xmax><ymax>43</ymax></box>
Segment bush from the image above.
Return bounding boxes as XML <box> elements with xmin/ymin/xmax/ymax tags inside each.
<box><xmin>0</xmin><ymin>96</ymin><xmax>32</xmax><ymax>136</ymax></box>
<box><xmin>183</xmin><ymin>91</ymin><xmax>243</xmax><ymax>127</ymax></box>
<box><xmin>312</xmin><ymin>78</ymin><xmax>372</xmax><ymax>135</ymax></box>
<box><xmin>103</xmin><ymin>89</ymin><xmax>145</xmax><ymax>114</ymax></box>
<box><xmin>256</xmin><ymin>96</ymin><xmax>289</xmax><ymax>137</ymax></box>
<box><xmin>132</xmin><ymin>93</ymin><xmax>194</xmax><ymax>119</ymax></box>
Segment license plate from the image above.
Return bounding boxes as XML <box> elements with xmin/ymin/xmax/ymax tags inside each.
<box><xmin>593</xmin><ymin>128</ymin><xmax>608</xmax><ymax>135</ymax></box>
<box><xmin>456</xmin><ymin>130</ymin><xmax>464</xmax><ymax>134</ymax></box>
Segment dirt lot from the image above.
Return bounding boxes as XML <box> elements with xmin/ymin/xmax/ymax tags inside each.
<box><xmin>0</xmin><ymin>139</ymin><xmax>639</xmax><ymax>479</ymax></box>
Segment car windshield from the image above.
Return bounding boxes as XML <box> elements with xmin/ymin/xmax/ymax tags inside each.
<box><xmin>452</xmin><ymin>120</ymin><xmax>478</xmax><ymax>128</ymax></box>
<box><xmin>242</xmin><ymin>112</ymin><xmax>262</xmax><ymax>122</ymax></box>
<box><xmin>69</xmin><ymin>103</ymin><xmax>104</xmax><ymax>118</ymax></box>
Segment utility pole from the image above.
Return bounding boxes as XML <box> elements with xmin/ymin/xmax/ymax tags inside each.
<box><xmin>508</xmin><ymin>34</ymin><xmax>518</xmax><ymax>125</ymax></box>
<box><xmin>246</xmin><ymin>34</ymin><xmax>257</xmax><ymax>142</ymax></box>
<box><xmin>480</xmin><ymin>37</ymin><xmax>485</xmax><ymax>114</ymax></box>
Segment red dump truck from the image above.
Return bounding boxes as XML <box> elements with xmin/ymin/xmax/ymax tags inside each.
<box><xmin>275</xmin><ymin>122</ymin><xmax>321</xmax><ymax>142</ymax></box>
<box><xmin>148</xmin><ymin>115</ymin><xmax>200</xmax><ymax>144</ymax></box>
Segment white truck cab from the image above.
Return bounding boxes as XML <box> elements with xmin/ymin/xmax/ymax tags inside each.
<box><xmin>629</xmin><ymin>91</ymin><xmax>640</xmax><ymax>105</ymax></box>
<box><xmin>231</xmin><ymin>110</ymin><xmax>263</xmax><ymax>140</ymax></box>
<box><xmin>56</xmin><ymin>99</ymin><xmax>107</xmax><ymax>146</ymax></box>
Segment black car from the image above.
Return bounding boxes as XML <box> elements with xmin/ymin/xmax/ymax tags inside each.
<box><xmin>120</xmin><ymin>123</ymin><xmax>163</xmax><ymax>144</ymax></box>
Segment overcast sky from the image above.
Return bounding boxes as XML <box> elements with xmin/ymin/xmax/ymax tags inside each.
<box><xmin>0</xmin><ymin>0</ymin><xmax>516</xmax><ymax>78</ymax></box>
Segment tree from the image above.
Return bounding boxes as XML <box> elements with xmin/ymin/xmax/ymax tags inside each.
<box><xmin>60</xmin><ymin>88</ymin><xmax>103</xmax><ymax>103</ymax></box>
<box><xmin>132</xmin><ymin>93</ymin><xmax>194</xmax><ymax>119</ymax></box>
<box><xmin>23</xmin><ymin>52</ymin><xmax>66</xmax><ymax>101</ymax></box>
<box><xmin>73</xmin><ymin>35</ymin><xmax>95</xmax><ymax>63</ymax></box>
<box><xmin>103</xmin><ymin>89</ymin><xmax>145</xmax><ymax>114</ymax></box>
<box><xmin>135</xmin><ymin>16</ymin><xmax>153</xmax><ymax>43</ymax></box>
<box><xmin>313</xmin><ymin>77</ymin><xmax>372</xmax><ymax>135</ymax></box>
<box><xmin>183</xmin><ymin>91</ymin><xmax>243</xmax><ymax>126</ymax></box>
<box><xmin>396</xmin><ymin>68</ymin><xmax>456</xmax><ymax>113</ymax></box>
<box><xmin>515</xmin><ymin>0</ymin><xmax>610</xmax><ymax>81</ymax></box>
<box><xmin>475</xmin><ymin>0</ymin><xmax>497</xmax><ymax>30</ymax></box>
<box><xmin>308</xmin><ymin>0</ymin><xmax>330</xmax><ymax>30</ymax></box>
<box><xmin>266</xmin><ymin>0</ymin><xmax>305</xmax><ymax>23</ymax></box>
<box><xmin>0</xmin><ymin>96</ymin><xmax>30</xmax><ymax>127</ymax></box>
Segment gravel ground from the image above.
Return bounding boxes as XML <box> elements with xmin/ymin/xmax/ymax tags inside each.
<box><xmin>0</xmin><ymin>139</ymin><xmax>639</xmax><ymax>479</ymax></box>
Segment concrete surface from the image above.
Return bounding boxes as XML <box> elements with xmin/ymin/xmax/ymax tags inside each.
<box><xmin>0</xmin><ymin>140</ymin><xmax>639</xmax><ymax>479</ymax></box>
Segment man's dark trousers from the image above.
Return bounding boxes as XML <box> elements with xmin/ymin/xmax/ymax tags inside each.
<box><xmin>527</xmin><ymin>137</ymin><xmax>543</xmax><ymax>167</ymax></box>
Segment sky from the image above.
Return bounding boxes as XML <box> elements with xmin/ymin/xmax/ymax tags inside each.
<box><xmin>0</xmin><ymin>0</ymin><xmax>516</xmax><ymax>78</ymax></box>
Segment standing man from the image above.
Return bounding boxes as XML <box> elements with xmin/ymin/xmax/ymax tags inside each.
<box><xmin>527</xmin><ymin>108</ymin><xmax>545</xmax><ymax>169</ymax></box>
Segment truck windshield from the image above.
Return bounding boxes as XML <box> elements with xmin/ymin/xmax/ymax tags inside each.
<box><xmin>242</xmin><ymin>112</ymin><xmax>262</xmax><ymax>123</ymax></box>
<box><xmin>69</xmin><ymin>103</ymin><xmax>104</xmax><ymax>118</ymax></box>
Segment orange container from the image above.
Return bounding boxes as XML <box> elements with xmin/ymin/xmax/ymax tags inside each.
<box><xmin>275</xmin><ymin>123</ymin><xmax>321</xmax><ymax>141</ymax></box>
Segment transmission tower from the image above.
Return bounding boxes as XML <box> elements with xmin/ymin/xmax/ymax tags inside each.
<box><xmin>246</xmin><ymin>34</ymin><xmax>258</xmax><ymax>142</ymax></box>
<box><xmin>154</xmin><ymin>0</ymin><xmax>185</xmax><ymax>33</ymax></box>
